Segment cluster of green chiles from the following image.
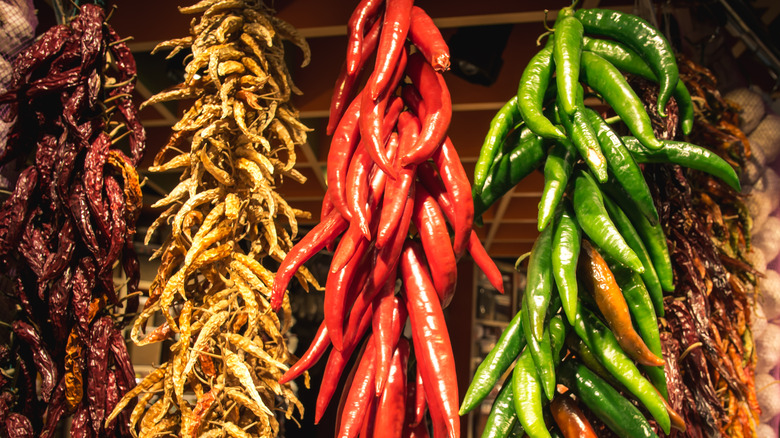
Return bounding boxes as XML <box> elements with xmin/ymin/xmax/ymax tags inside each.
<box><xmin>461</xmin><ymin>6</ymin><xmax>740</xmax><ymax>438</ymax></box>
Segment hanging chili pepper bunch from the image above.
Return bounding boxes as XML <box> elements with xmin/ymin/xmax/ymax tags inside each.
<box><xmin>0</xmin><ymin>4</ymin><xmax>144</xmax><ymax>437</ymax></box>
<box><xmin>268</xmin><ymin>1</ymin><xmax>504</xmax><ymax>437</ymax></box>
<box><xmin>461</xmin><ymin>5</ymin><xmax>746</xmax><ymax>438</ymax></box>
<box><xmin>109</xmin><ymin>0</ymin><xmax>314</xmax><ymax>436</ymax></box>
<box><xmin>638</xmin><ymin>57</ymin><xmax>760</xmax><ymax>437</ymax></box>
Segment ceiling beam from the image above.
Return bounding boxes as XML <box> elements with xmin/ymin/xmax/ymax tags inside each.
<box><xmin>127</xmin><ymin>6</ymin><xmax>632</xmax><ymax>52</ymax></box>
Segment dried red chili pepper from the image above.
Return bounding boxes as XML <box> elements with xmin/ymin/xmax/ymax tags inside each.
<box><xmin>12</xmin><ymin>321</ymin><xmax>56</xmax><ymax>403</ymax></box>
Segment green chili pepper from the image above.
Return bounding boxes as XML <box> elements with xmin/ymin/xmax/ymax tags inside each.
<box><xmin>517</xmin><ymin>37</ymin><xmax>566</xmax><ymax>141</ymax></box>
<box><xmin>525</xmin><ymin>219</ymin><xmax>555</xmax><ymax>341</ymax></box>
<box><xmin>513</xmin><ymin>349</ymin><xmax>550</xmax><ymax>438</ymax></box>
<box><xmin>602</xmin><ymin>193</ymin><xmax>664</xmax><ymax>315</ymax></box>
<box><xmin>548</xmin><ymin>313</ymin><xmax>568</xmax><ymax>364</ymax></box>
<box><xmin>610</xmin><ymin>263</ymin><xmax>668</xmax><ymax>400</ymax></box>
<box><xmin>475</xmin><ymin>128</ymin><xmax>546</xmax><ymax>218</ymax></box>
<box><xmin>558</xmin><ymin>359</ymin><xmax>659</xmax><ymax>438</ymax></box>
<box><xmin>580</xmin><ymin>51</ymin><xmax>662</xmax><ymax>150</ymax></box>
<box><xmin>572</xmin><ymin>169</ymin><xmax>643</xmax><ymax>273</ymax></box>
<box><xmin>556</xmin><ymin>97</ymin><xmax>609</xmax><ymax>183</ymax></box>
<box><xmin>575</xmin><ymin>8</ymin><xmax>678</xmax><ymax>118</ymax></box>
<box><xmin>522</xmin><ymin>305</ymin><xmax>555</xmax><ymax>402</ymax></box>
<box><xmin>554</xmin><ymin>14</ymin><xmax>584</xmax><ymax>116</ymax></box>
<box><xmin>582</xmin><ymin>107</ymin><xmax>658</xmax><ymax>225</ymax></box>
<box><xmin>565</xmin><ymin>332</ymin><xmax>621</xmax><ymax>388</ymax></box>
<box><xmin>509</xmin><ymin>422</ymin><xmax>525</xmax><ymax>438</ymax></box>
<box><xmin>600</xmin><ymin>181</ymin><xmax>674</xmax><ymax>292</ymax></box>
<box><xmin>482</xmin><ymin>377</ymin><xmax>525</xmax><ymax>438</ymax></box>
<box><xmin>461</xmin><ymin>308</ymin><xmax>527</xmax><ymax>414</ymax></box>
<box><xmin>552</xmin><ymin>201</ymin><xmax>581</xmax><ymax>326</ymax></box>
<box><xmin>538</xmin><ymin>137</ymin><xmax>576</xmax><ymax>231</ymax></box>
<box><xmin>573</xmin><ymin>304</ymin><xmax>671</xmax><ymax>434</ymax></box>
<box><xmin>474</xmin><ymin>96</ymin><xmax>523</xmax><ymax>195</ymax></box>
<box><xmin>621</xmin><ymin>137</ymin><xmax>741</xmax><ymax>192</ymax></box>
<box><xmin>581</xmin><ymin>37</ymin><xmax>694</xmax><ymax>135</ymax></box>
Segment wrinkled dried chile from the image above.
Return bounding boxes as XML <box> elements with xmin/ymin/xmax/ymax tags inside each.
<box><xmin>0</xmin><ymin>4</ymin><xmax>144</xmax><ymax>436</ymax></box>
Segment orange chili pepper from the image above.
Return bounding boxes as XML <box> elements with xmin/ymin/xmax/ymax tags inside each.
<box><xmin>579</xmin><ymin>239</ymin><xmax>664</xmax><ymax>367</ymax></box>
<box><xmin>550</xmin><ymin>394</ymin><xmax>598</xmax><ymax>438</ymax></box>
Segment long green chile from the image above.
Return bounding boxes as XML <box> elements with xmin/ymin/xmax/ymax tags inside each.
<box><xmin>552</xmin><ymin>201</ymin><xmax>581</xmax><ymax>326</ymax></box>
<box><xmin>556</xmin><ymin>99</ymin><xmax>609</xmax><ymax>183</ymax></box>
<box><xmin>565</xmin><ymin>332</ymin><xmax>622</xmax><ymax>389</ymax></box>
<box><xmin>600</xmin><ymin>181</ymin><xmax>674</xmax><ymax>291</ymax></box>
<box><xmin>573</xmin><ymin>304</ymin><xmax>671</xmax><ymax>434</ymax></box>
<box><xmin>513</xmin><ymin>350</ymin><xmax>550</xmax><ymax>438</ymax></box>
<box><xmin>512</xmin><ymin>309</ymin><xmax>567</xmax><ymax>438</ymax></box>
<box><xmin>572</xmin><ymin>169</ymin><xmax>644</xmax><ymax>273</ymax></box>
<box><xmin>517</xmin><ymin>36</ymin><xmax>565</xmax><ymax>141</ymax></box>
<box><xmin>611</xmin><ymin>263</ymin><xmax>668</xmax><ymax>400</ymax></box>
<box><xmin>475</xmin><ymin>312</ymin><xmax>566</xmax><ymax>437</ymax></box>
<box><xmin>474</xmin><ymin>128</ymin><xmax>546</xmax><ymax>218</ymax></box>
<box><xmin>582</xmin><ymin>36</ymin><xmax>694</xmax><ymax>134</ymax></box>
<box><xmin>538</xmin><ymin>137</ymin><xmax>576</xmax><ymax>231</ymax></box>
<box><xmin>474</xmin><ymin>96</ymin><xmax>523</xmax><ymax>194</ymax></box>
<box><xmin>554</xmin><ymin>13</ymin><xmax>584</xmax><ymax>116</ymax></box>
<box><xmin>481</xmin><ymin>378</ymin><xmax>524</xmax><ymax>438</ymax></box>
<box><xmin>583</xmin><ymin>107</ymin><xmax>658</xmax><ymax>225</ymax></box>
<box><xmin>580</xmin><ymin>51</ymin><xmax>662</xmax><ymax>150</ymax></box>
<box><xmin>558</xmin><ymin>359</ymin><xmax>659</xmax><ymax>438</ymax></box>
<box><xmin>575</xmin><ymin>8</ymin><xmax>678</xmax><ymax>118</ymax></box>
<box><xmin>525</xmin><ymin>219</ymin><xmax>555</xmax><ymax>341</ymax></box>
<box><xmin>460</xmin><ymin>309</ymin><xmax>527</xmax><ymax>414</ymax></box>
<box><xmin>602</xmin><ymin>193</ymin><xmax>664</xmax><ymax>315</ymax></box>
<box><xmin>521</xmin><ymin>306</ymin><xmax>555</xmax><ymax>402</ymax></box>
<box><xmin>621</xmin><ymin>136</ymin><xmax>741</xmax><ymax>191</ymax></box>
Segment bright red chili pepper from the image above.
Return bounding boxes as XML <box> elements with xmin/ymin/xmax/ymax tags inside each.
<box><xmin>360</xmin><ymin>47</ymin><xmax>407</xmax><ymax>178</ymax></box>
<box><xmin>344</xmin><ymin>256</ymin><xmax>395</xmax><ymax>352</ymax></box>
<box><xmin>400</xmin><ymin>53</ymin><xmax>451</xmax><ymax>167</ymax></box>
<box><xmin>376</xmin><ymin>111</ymin><xmax>418</xmax><ymax>249</ymax></box>
<box><xmin>403</xmin><ymin>85</ymin><xmax>471</xmax><ymax>258</ymax></box>
<box><xmin>349</xmin><ymin>101</ymin><xmax>402</xmax><ymax>239</ymax></box>
<box><xmin>432</xmin><ymin>137</ymin><xmax>473</xmax><ymax>259</ymax></box>
<box><xmin>327</xmin><ymin>93</ymin><xmax>363</xmax><ymax>221</ymax></box>
<box><xmin>412</xmin><ymin>364</ymin><xmax>427</xmax><ymax>427</ymax></box>
<box><xmin>315</xmin><ymin>308</ymin><xmax>373</xmax><ymax>423</ymax></box>
<box><xmin>326</xmin><ymin>245</ymin><xmax>372</xmax><ymax>351</ymax></box>
<box><xmin>401</xmin><ymin>241</ymin><xmax>460</xmax><ymax>438</ymax></box>
<box><xmin>271</xmin><ymin>210</ymin><xmax>349</xmax><ymax>310</ymax></box>
<box><xmin>466</xmin><ymin>231</ymin><xmax>505</xmax><ymax>293</ymax></box>
<box><xmin>321</xmin><ymin>190</ymin><xmax>335</xmax><ymax>221</ymax></box>
<box><xmin>337</xmin><ymin>337</ymin><xmax>377</xmax><ymax>438</ymax></box>
<box><xmin>403</xmin><ymin>419</ymin><xmax>431</xmax><ymax>438</ymax></box>
<box><xmin>279</xmin><ymin>321</ymin><xmax>330</xmax><ymax>384</ymax></box>
<box><xmin>328</xmin><ymin>19</ymin><xmax>382</xmax><ymax>135</ymax></box>
<box><xmin>412</xmin><ymin>183</ymin><xmax>457</xmax><ymax>307</ymax></box>
<box><xmin>368</xmin><ymin>0</ymin><xmax>413</xmax><ymax>101</ymax></box>
<box><xmin>347</xmin><ymin>142</ymin><xmax>377</xmax><ymax>238</ymax></box>
<box><xmin>373</xmin><ymin>291</ymin><xmax>408</xmax><ymax>395</ymax></box>
<box><xmin>373</xmin><ymin>339</ymin><xmax>409</xmax><ymax>438</ymax></box>
<box><xmin>359</xmin><ymin>392</ymin><xmax>378</xmax><ymax>438</ymax></box>
<box><xmin>408</xmin><ymin>6</ymin><xmax>450</xmax><ymax>72</ymax></box>
<box><xmin>346</xmin><ymin>0</ymin><xmax>385</xmax><ymax>76</ymax></box>
<box><xmin>372</xmin><ymin>187</ymin><xmax>414</xmax><ymax>289</ymax></box>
